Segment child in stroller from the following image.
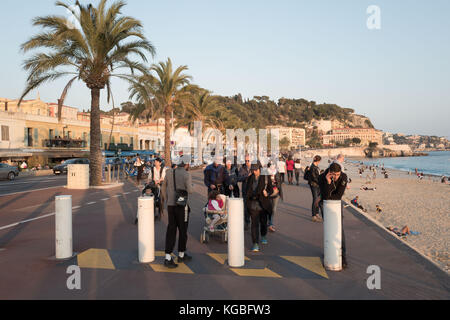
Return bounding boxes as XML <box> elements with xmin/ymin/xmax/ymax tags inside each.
<box><xmin>200</xmin><ymin>191</ymin><xmax>228</xmax><ymax>243</ymax></box>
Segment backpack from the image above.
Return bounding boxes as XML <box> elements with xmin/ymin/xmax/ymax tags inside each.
<box><xmin>303</xmin><ymin>166</ymin><xmax>311</xmax><ymax>181</ymax></box>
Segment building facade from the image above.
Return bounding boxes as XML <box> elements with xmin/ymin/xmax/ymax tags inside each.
<box><xmin>322</xmin><ymin>128</ymin><xmax>383</xmax><ymax>146</ymax></box>
<box><xmin>0</xmin><ymin>97</ymin><xmax>139</xmax><ymax>162</ymax></box>
<box><xmin>266</xmin><ymin>126</ymin><xmax>306</xmax><ymax>149</ymax></box>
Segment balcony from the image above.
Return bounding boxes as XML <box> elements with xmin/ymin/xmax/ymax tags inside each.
<box><xmin>44</xmin><ymin>138</ymin><xmax>87</xmax><ymax>149</ymax></box>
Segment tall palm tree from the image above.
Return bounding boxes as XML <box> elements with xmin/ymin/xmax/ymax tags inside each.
<box><xmin>18</xmin><ymin>0</ymin><xmax>155</xmax><ymax>185</ymax></box>
<box><xmin>128</xmin><ymin>58</ymin><xmax>192</xmax><ymax>167</ymax></box>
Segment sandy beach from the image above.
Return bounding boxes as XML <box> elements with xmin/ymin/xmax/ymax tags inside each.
<box><xmin>299</xmin><ymin>155</ymin><xmax>450</xmax><ymax>273</ymax></box>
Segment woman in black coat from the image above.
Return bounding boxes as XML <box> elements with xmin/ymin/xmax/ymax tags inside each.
<box><xmin>245</xmin><ymin>164</ymin><xmax>274</xmax><ymax>252</ymax></box>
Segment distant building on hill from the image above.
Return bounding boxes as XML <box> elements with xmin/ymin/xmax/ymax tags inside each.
<box><xmin>266</xmin><ymin>125</ymin><xmax>306</xmax><ymax>149</ymax></box>
<box><xmin>322</xmin><ymin>128</ymin><xmax>383</xmax><ymax>146</ymax></box>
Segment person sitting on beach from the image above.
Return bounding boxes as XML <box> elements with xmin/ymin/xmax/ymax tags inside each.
<box><xmin>351</xmin><ymin>196</ymin><xmax>367</xmax><ymax>212</ymax></box>
<box><xmin>376</xmin><ymin>205</ymin><xmax>382</xmax><ymax>213</ymax></box>
<box><xmin>361</xmin><ymin>186</ymin><xmax>376</xmax><ymax>191</ymax></box>
<box><xmin>441</xmin><ymin>176</ymin><xmax>448</xmax><ymax>184</ymax></box>
<box><xmin>207</xmin><ymin>190</ymin><xmax>225</xmax><ymax>231</ymax></box>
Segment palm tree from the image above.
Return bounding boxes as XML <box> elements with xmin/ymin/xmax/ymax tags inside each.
<box><xmin>18</xmin><ymin>0</ymin><xmax>155</xmax><ymax>186</ymax></box>
<box><xmin>176</xmin><ymin>91</ymin><xmax>224</xmax><ymax>164</ymax></box>
<box><xmin>128</xmin><ymin>58</ymin><xmax>192</xmax><ymax>167</ymax></box>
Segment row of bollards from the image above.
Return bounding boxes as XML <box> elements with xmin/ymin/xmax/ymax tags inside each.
<box><xmin>54</xmin><ymin>195</ymin><xmax>342</xmax><ymax>270</ymax></box>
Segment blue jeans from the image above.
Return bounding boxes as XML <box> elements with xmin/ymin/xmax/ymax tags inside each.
<box><xmin>268</xmin><ymin>196</ymin><xmax>280</xmax><ymax>226</ymax></box>
<box><xmin>310</xmin><ymin>185</ymin><xmax>323</xmax><ymax>217</ymax></box>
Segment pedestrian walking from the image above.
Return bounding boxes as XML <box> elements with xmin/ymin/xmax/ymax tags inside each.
<box><xmin>238</xmin><ymin>155</ymin><xmax>252</xmax><ymax>230</ymax></box>
<box><xmin>245</xmin><ymin>163</ymin><xmax>273</xmax><ymax>252</ymax></box>
<box><xmin>294</xmin><ymin>159</ymin><xmax>302</xmax><ymax>185</ymax></box>
<box><xmin>145</xmin><ymin>158</ymin><xmax>167</xmax><ymax>218</ymax></box>
<box><xmin>286</xmin><ymin>156</ymin><xmax>295</xmax><ymax>185</ymax></box>
<box><xmin>267</xmin><ymin>162</ymin><xmax>283</xmax><ymax>233</ymax></box>
<box><xmin>307</xmin><ymin>155</ymin><xmax>323</xmax><ymax>222</ymax></box>
<box><xmin>163</xmin><ymin>162</ymin><xmax>194</xmax><ymax>268</ymax></box>
<box><xmin>134</xmin><ymin>155</ymin><xmax>144</xmax><ymax>186</ymax></box>
<box><xmin>277</xmin><ymin>157</ymin><xmax>286</xmax><ymax>184</ymax></box>
<box><xmin>224</xmin><ymin>159</ymin><xmax>240</xmax><ymax>198</ymax></box>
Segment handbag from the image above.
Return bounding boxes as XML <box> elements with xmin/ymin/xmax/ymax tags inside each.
<box><xmin>173</xmin><ymin>169</ymin><xmax>188</xmax><ymax>207</ymax></box>
<box><xmin>265</xmin><ymin>175</ymin><xmax>279</xmax><ymax>198</ymax></box>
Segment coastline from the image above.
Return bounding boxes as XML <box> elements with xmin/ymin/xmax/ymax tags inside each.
<box><xmin>298</xmin><ymin>154</ymin><xmax>450</xmax><ymax>274</ymax></box>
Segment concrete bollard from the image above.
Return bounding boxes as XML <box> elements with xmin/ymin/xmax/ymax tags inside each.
<box><xmin>55</xmin><ymin>195</ymin><xmax>73</xmax><ymax>259</ymax></box>
<box><xmin>138</xmin><ymin>196</ymin><xmax>155</xmax><ymax>263</ymax></box>
<box><xmin>323</xmin><ymin>200</ymin><xmax>342</xmax><ymax>271</ymax></box>
<box><xmin>227</xmin><ymin>198</ymin><xmax>245</xmax><ymax>267</ymax></box>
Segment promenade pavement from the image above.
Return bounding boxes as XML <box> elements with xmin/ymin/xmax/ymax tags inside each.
<box><xmin>0</xmin><ymin>169</ymin><xmax>448</xmax><ymax>299</ymax></box>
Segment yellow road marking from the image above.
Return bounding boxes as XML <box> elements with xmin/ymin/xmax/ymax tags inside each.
<box><xmin>207</xmin><ymin>253</ymin><xmax>250</xmax><ymax>265</ymax></box>
<box><xmin>77</xmin><ymin>249</ymin><xmax>115</xmax><ymax>270</ymax></box>
<box><xmin>281</xmin><ymin>256</ymin><xmax>329</xmax><ymax>279</ymax></box>
<box><xmin>149</xmin><ymin>261</ymin><xmax>194</xmax><ymax>274</ymax></box>
<box><xmin>230</xmin><ymin>268</ymin><xmax>282</xmax><ymax>278</ymax></box>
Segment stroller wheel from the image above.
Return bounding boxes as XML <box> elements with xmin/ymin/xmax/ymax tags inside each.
<box><xmin>200</xmin><ymin>232</ymin><xmax>204</xmax><ymax>244</ymax></box>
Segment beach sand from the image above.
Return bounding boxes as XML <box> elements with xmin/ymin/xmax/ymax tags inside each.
<box><xmin>300</xmin><ymin>155</ymin><xmax>450</xmax><ymax>273</ymax></box>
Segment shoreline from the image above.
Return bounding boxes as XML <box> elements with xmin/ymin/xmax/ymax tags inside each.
<box><xmin>298</xmin><ymin>154</ymin><xmax>449</xmax><ymax>274</ymax></box>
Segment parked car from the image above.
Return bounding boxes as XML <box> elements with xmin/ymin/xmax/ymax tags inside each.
<box><xmin>0</xmin><ymin>163</ymin><xmax>20</xmax><ymax>181</ymax></box>
<box><xmin>53</xmin><ymin>158</ymin><xmax>89</xmax><ymax>175</ymax></box>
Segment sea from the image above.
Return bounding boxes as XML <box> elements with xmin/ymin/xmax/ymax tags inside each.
<box><xmin>349</xmin><ymin>151</ymin><xmax>450</xmax><ymax>177</ymax></box>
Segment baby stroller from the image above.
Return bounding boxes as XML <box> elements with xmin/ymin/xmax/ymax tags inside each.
<box><xmin>200</xmin><ymin>194</ymin><xmax>228</xmax><ymax>243</ymax></box>
<box><xmin>134</xmin><ymin>181</ymin><xmax>162</xmax><ymax>224</ymax></box>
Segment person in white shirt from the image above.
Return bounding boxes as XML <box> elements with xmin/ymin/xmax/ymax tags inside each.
<box><xmin>277</xmin><ymin>158</ymin><xmax>286</xmax><ymax>184</ymax></box>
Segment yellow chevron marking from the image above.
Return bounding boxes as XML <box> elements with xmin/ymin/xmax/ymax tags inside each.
<box><xmin>281</xmin><ymin>256</ymin><xmax>329</xmax><ymax>279</ymax></box>
<box><xmin>77</xmin><ymin>249</ymin><xmax>115</xmax><ymax>270</ymax></box>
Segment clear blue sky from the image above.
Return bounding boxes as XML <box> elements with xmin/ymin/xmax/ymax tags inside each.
<box><xmin>1</xmin><ymin>0</ymin><xmax>449</xmax><ymax>138</ymax></box>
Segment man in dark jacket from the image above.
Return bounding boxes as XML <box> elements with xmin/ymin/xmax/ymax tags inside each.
<box><xmin>203</xmin><ymin>157</ymin><xmax>226</xmax><ymax>195</ymax></box>
<box><xmin>245</xmin><ymin>163</ymin><xmax>273</xmax><ymax>252</ymax></box>
<box><xmin>308</xmin><ymin>155</ymin><xmax>323</xmax><ymax>222</ymax></box>
<box><xmin>238</xmin><ymin>155</ymin><xmax>252</xmax><ymax>230</ymax></box>
<box><xmin>224</xmin><ymin>159</ymin><xmax>240</xmax><ymax>198</ymax></box>
<box><xmin>317</xmin><ymin>162</ymin><xmax>348</xmax><ymax>268</ymax></box>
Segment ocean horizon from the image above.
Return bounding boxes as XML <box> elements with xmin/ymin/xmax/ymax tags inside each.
<box><xmin>349</xmin><ymin>150</ymin><xmax>450</xmax><ymax>177</ymax></box>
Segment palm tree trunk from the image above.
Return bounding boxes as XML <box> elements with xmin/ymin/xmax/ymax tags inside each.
<box><xmin>90</xmin><ymin>88</ymin><xmax>102</xmax><ymax>186</ymax></box>
<box><xmin>164</xmin><ymin>105</ymin><xmax>172</xmax><ymax>168</ymax></box>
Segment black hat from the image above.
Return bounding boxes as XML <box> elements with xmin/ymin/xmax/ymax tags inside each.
<box><xmin>250</xmin><ymin>163</ymin><xmax>261</xmax><ymax>171</ymax></box>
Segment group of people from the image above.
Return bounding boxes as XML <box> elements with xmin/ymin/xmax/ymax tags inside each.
<box><xmin>135</xmin><ymin>151</ymin><xmax>350</xmax><ymax>269</ymax></box>
<box><xmin>203</xmin><ymin>155</ymin><xmax>284</xmax><ymax>252</ymax></box>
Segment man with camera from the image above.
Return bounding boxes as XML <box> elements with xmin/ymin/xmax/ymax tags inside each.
<box><xmin>163</xmin><ymin>161</ymin><xmax>194</xmax><ymax>268</ymax></box>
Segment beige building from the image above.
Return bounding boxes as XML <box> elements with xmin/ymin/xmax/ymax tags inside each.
<box><xmin>0</xmin><ymin>97</ymin><xmax>140</xmax><ymax>162</ymax></box>
<box><xmin>266</xmin><ymin>126</ymin><xmax>306</xmax><ymax>149</ymax></box>
<box><xmin>322</xmin><ymin>128</ymin><xmax>383</xmax><ymax>146</ymax></box>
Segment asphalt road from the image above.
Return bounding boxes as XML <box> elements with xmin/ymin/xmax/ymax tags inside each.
<box><xmin>0</xmin><ymin>170</ymin><xmax>448</xmax><ymax>300</ymax></box>
<box><xmin>0</xmin><ymin>174</ymin><xmax>67</xmax><ymax>197</ymax></box>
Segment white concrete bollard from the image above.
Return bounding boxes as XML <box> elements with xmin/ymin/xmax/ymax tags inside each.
<box><xmin>138</xmin><ymin>196</ymin><xmax>155</xmax><ymax>263</ymax></box>
<box><xmin>227</xmin><ymin>198</ymin><xmax>245</xmax><ymax>267</ymax></box>
<box><xmin>323</xmin><ymin>200</ymin><xmax>342</xmax><ymax>271</ymax></box>
<box><xmin>55</xmin><ymin>195</ymin><xmax>73</xmax><ymax>259</ymax></box>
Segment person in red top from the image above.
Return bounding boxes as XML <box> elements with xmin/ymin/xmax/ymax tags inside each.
<box><xmin>286</xmin><ymin>156</ymin><xmax>295</xmax><ymax>185</ymax></box>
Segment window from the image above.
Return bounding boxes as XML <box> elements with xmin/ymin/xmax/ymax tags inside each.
<box><xmin>1</xmin><ymin>126</ymin><xmax>9</xmax><ymax>141</ymax></box>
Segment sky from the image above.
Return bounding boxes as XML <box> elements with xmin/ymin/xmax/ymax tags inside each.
<box><xmin>1</xmin><ymin>0</ymin><xmax>449</xmax><ymax>138</ymax></box>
